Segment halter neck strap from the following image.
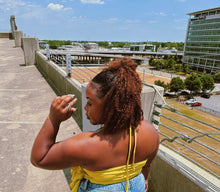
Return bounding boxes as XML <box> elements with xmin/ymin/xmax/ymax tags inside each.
<box><xmin>126</xmin><ymin>125</ymin><xmax>137</xmax><ymax>191</ymax></box>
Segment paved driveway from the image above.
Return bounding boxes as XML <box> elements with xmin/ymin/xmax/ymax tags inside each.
<box><xmin>195</xmin><ymin>95</ymin><xmax>220</xmax><ymax>114</ymax></box>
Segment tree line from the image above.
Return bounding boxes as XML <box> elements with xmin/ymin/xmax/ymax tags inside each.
<box><xmin>40</xmin><ymin>40</ymin><xmax>184</xmax><ymax>51</ymax></box>
<box><xmin>149</xmin><ymin>56</ymin><xmax>220</xmax><ymax>83</ymax></box>
<box><xmin>155</xmin><ymin>73</ymin><xmax>215</xmax><ymax>96</ymax></box>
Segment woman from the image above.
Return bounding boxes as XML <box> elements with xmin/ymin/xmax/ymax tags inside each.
<box><xmin>31</xmin><ymin>57</ymin><xmax>159</xmax><ymax>192</ymax></box>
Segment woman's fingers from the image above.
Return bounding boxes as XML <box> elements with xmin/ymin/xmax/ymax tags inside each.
<box><xmin>69</xmin><ymin>97</ymin><xmax>77</xmax><ymax>110</ymax></box>
<box><xmin>49</xmin><ymin>94</ymin><xmax>77</xmax><ymax>123</ymax></box>
<box><xmin>58</xmin><ymin>95</ymin><xmax>77</xmax><ymax>113</ymax></box>
<box><xmin>60</xmin><ymin>95</ymin><xmax>75</xmax><ymax>106</ymax></box>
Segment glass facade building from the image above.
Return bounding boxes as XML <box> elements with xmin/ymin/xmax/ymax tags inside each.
<box><xmin>183</xmin><ymin>7</ymin><xmax>220</xmax><ymax>74</ymax></box>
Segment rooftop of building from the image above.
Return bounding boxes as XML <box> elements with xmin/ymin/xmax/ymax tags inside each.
<box><xmin>187</xmin><ymin>7</ymin><xmax>220</xmax><ymax>16</ymax></box>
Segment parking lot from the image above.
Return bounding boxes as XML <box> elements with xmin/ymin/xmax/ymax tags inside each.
<box><xmin>194</xmin><ymin>95</ymin><xmax>220</xmax><ymax>116</ymax></box>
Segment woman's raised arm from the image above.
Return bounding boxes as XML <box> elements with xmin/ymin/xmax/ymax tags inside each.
<box><xmin>30</xmin><ymin>95</ymin><xmax>83</xmax><ymax>170</ymax></box>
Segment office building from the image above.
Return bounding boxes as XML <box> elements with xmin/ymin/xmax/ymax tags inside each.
<box><xmin>183</xmin><ymin>7</ymin><xmax>220</xmax><ymax>74</ymax></box>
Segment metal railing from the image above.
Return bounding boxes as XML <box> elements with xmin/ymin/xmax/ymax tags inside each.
<box><xmin>48</xmin><ymin>53</ymin><xmax>102</xmax><ymax>83</ymax></box>
<box><xmin>45</xmin><ymin>51</ymin><xmax>220</xmax><ymax>179</ymax></box>
<box><xmin>151</xmin><ymin>101</ymin><xmax>220</xmax><ymax>179</ymax></box>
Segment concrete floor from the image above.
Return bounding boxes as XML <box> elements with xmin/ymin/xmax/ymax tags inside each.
<box><xmin>0</xmin><ymin>38</ymin><xmax>81</xmax><ymax>192</ymax></box>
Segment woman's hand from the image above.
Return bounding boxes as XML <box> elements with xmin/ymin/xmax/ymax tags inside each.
<box><xmin>49</xmin><ymin>95</ymin><xmax>77</xmax><ymax>128</ymax></box>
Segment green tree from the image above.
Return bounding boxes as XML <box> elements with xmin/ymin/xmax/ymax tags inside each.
<box><xmin>161</xmin><ymin>42</ymin><xmax>168</xmax><ymax>48</ymax></box>
<box><xmin>154</xmin><ymin>80</ymin><xmax>168</xmax><ymax>91</ymax></box>
<box><xmin>97</xmin><ymin>41</ymin><xmax>109</xmax><ymax>48</ymax></box>
<box><xmin>155</xmin><ymin>59</ymin><xmax>163</xmax><ymax>70</ymax></box>
<box><xmin>167</xmin><ymin>56</ymin><xmax>175</xmax><ymax>71</ymax></box>
<box><xmin>183</xmin><ymin>64</ymin><xmax>190</xmax><ymax>74</ymax></box>
<box><xmin>64</xmin><ymin>40</ymin><xmax>72</xmax><ymax>45</ymax></box>
<box><xmin>184</xmin><ymin>73</ymin><xmax>202</xmax><ymax>94</ymax></box>
<box><xmin>149</xmin><ymin>57</ymin><xmax>154</xmax><ymax>66</ymax></box>
<box><xmin>200</xmin><ymin>74</ymin><xmax>215</xmax><ymax>92</ymax></box>
<box><xmin>214</xmin><ymin>70</ymin><xmax>220</xmax><ymax>83</ymax></box>
<box><xmin>175</xmin><ymin>64</ymin><xmax>181</xmax><ymax>72</ymax></box>
<box><xmin>169</xmin><ymin>77</ymin><xmax>185</xmax><ymax>93</ymax></box>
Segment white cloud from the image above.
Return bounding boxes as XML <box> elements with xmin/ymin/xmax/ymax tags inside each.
<box><xmin>80</xmin><ymin>0</ymin><xmax>104</xmax><ymax>4</ymax></box>
<box><xmin>0</xmin><ymin>0</ymin><xmax>26</xmax><ymax>11</ymax></box>
<box><xmin>47</xmin><ymin>3</ymin><xmax>72</xmax><ymax>11</ymax></box>
<box><xmin>47</xmin><ymin>3</ymin><xmax>64</xmax><ymax>10</ymax></box>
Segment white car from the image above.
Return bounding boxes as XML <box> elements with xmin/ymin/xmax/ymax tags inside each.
<box><xmin>185</xmin><ymin>98</ymin><xmax>197</xmax><ymax>105</ymax></box>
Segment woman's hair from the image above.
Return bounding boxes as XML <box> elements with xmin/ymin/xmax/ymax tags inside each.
<box><xmin>92</xmin><ymin>57</ymin><xmax>143</xmax><ymax>134</ymax></box>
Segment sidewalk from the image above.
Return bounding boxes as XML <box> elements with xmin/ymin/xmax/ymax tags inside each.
<box><xmin>0</xmin><ymin>38</ymin><xmax>81</xmax><ymax>192</ymax></box>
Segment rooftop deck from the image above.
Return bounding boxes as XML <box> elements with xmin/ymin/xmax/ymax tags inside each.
<box><xmin>0</xmin><ymin>38</ymin><xmax>81</xmax><ymax>192</ymax></box>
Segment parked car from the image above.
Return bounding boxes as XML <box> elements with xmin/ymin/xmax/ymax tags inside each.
<box><xmin>201</xmin><ymin>93</ymin><xmax>211</xmax><ymax>99</ymax></box>
<box><xmin>191</xmin><ymin>102</ymin><xmax>202</xmax><ymax>106</ymax></box>
<box><xmin>185</xmin><ymin>98</ymin><xmax>197</xmax><ymax>105</ymax></box>
<box><xmin>181</xmin><ymin>90</ymin><xmax>190</xmax><ymax>95</ymax></box>
<box><xmin>163</xmin><ymin>92</ymin><xmax>177</xmax><ymax>97</ymax></box>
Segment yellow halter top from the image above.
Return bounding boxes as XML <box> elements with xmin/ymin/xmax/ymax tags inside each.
<box><xmin>70</xmin><ymin>126</ymin><xmax>147</xmax><ymax>192</ymax></box>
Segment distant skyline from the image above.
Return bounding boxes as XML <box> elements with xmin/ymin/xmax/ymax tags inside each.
<box><xmin>0</xmin><ymin>0</ymin><xmax>219</xmax><ymax>42</ymax></box>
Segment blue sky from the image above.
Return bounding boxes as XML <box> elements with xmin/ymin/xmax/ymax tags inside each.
<box><xmin>0</xmin><ymin>0</ymin><xmax>219</xmax><ymax>42</ymax></box>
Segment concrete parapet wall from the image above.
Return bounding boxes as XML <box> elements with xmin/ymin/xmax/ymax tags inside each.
<box><xmin>14</xmin><ymin>31</ymin><xmax>23</xmax><ymax>47</ymax></box>
<box><xmin>35</xmin><ymin>51</ymin><xmax>82</xmax><ymax>129</ymax></box>
<box><xmin>0</xmin><ymin>33</ymin><xmax>12</xmax><ymax>38</ymax></box>
<box><xmin>22</xmin><ymin>37</ymin><xmax>39</xmax><ymax>66</ymax></box>
<box><xmin>149</xmin><ymin>145</ymin><xmax>219</xmax><ymax>192</ymax></box>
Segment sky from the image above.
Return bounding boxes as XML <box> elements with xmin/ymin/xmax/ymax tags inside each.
<box><xmin>0</xmin><ymin>0</ymin><xmax>219</xmax><ymax>42</ymax></box>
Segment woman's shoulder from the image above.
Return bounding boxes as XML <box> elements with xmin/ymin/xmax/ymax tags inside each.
<box><xmin>138</xmin><ymin>120</ymin><xmax>159</xmax><ymax>136</ymax></box>
<box><xmin>136</xmin><ymin>120</ymin><xmax>159</xmax><ymax>155</ymax></box>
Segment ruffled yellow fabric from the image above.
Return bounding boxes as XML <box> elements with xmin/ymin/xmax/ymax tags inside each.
<box><xmin>70</xmin><ymin>160</ymin><xmax>147</xmax><ymax>192</ymax></box>
<box><xmin>70</xmin><ymin>126</ymin><xmax>147</xmax><ymax>192</ymax></box>
<box><xmin>69</xmin><ymin>166</ymin><xmax>84</xmax><ymax>192</ymax></box>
